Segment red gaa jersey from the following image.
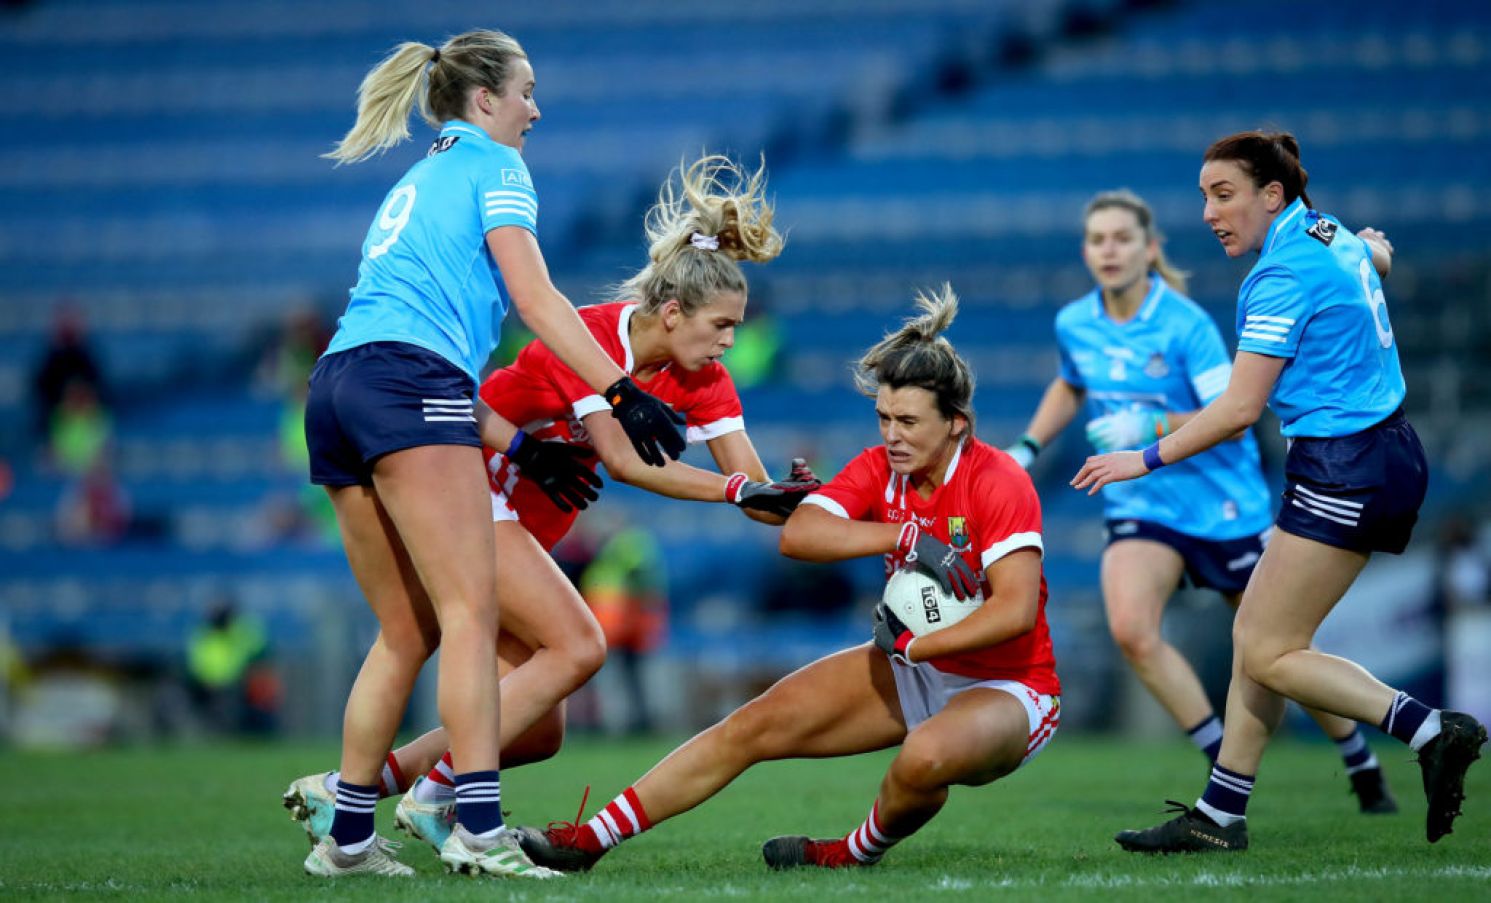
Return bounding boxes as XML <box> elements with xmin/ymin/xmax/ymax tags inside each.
<box><xmin>803</xmin><ymin>438</ymin><xmax>1058</xmax><ymax>693</ymax></box>
<box><xmin>478</xmin><ymin>302</ymin><xmax>743</xmax><ymax>549</ymax></box>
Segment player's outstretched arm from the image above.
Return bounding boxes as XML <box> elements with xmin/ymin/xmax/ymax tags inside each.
<box><xmin>708</xmin><ymin>432</ymin><xmax>817</xmax><ymax>526</ymax></box>
<box><xmin>490</xmin><ymin>226</ymin><xmax>685</xmax><ymax>465</ymax></box>
<box><xmin>582</xmin><ymin>409</ymin><xmax>729</xmax><ymax>499</ymax></box>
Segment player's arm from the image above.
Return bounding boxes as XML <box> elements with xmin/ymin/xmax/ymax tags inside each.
<box><xmin>487</xmin><ymin>228</ymin><xmax>626</xmax><ymax>393</ymax></box>
<box><xmin>581</xmin><ymin>408</ymin><xmax>729</xmax><ymax>500</ymax></box>
<box><xmin>1006</xmin><ymin>377</ymin><xmax>1082</xmax><ymax>467</ymax></box>
<box><xmin>706</xmin><ymin>430</ymin><xmax>784</xmax><ymax>526</ymax></box>
<box><xmin>779</xmin><ymin>504</ymin><xmax>901</xmax><ymax>562</ymax></box>
<box><xmin>474</xmin><ymin>399</ymin><xmax>519</xmax><ymax>452</ymax></box>
<box><xmin>902</xmin><ymin>548</ymin><xmax>1042</xmax><ymax>662</ymax></box>
<box><xmin>1023</xmin><ymin>377</ymin><xmax>1084</xmax><ymax>448</ymax></box>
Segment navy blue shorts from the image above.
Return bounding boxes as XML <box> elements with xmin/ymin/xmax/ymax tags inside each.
<box><xmin>1106</xmin><ymin>519</ymin><xmax>1269</xmax><ymax>596</ymax></box>
<box><xmin>1275</xmin><ymin>409</ymin><xmax>1427</xmax><ymax>555</ymax></box>
<box><xmin>305</xmin><ymin>341</ymin><xmax>481</xmax><ymax>487</ymax></box>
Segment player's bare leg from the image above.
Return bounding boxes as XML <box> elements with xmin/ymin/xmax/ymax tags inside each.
<box><xmin>766</xmin><ymin>686</ymin><xmax>1031</xmax><ymax>869</ymax></box>
<box><xmin>517</xmin><ymin>645</ymin><xmax>907</xmax><ymax>870</ymax></box>
<box><xmin>395</xmin><ymin>634</ymin><xmax>570</xmax><ymax>853</ymax></box>
<box><xmin>1101</xmin><ymin>542</ymin><xmax>1218</xmax><ymax>743</ymax></box>
<box><xmin>299</xmin><ymin>482</ymin><xmax>440</xmax><ymax>874</ymax></box>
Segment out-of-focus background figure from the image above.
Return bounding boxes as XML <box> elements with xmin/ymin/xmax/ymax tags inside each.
<box><xmin>2</xmin><ymin>0</ymin><xmax>1489</xmax><ymax>748</ymax></box>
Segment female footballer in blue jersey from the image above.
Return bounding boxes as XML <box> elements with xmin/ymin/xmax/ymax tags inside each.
<box><xmin>297</xmin><ymin>29</ymin><xmax>684</xmax><ymax>879</ymax></box>
<box><xmin>1009</xmin><ymin>190</ymin><xmax>1394</xmax><ymax>810</ymax></box>
<box><xmin>1075</xmin><ymin>131</ymin><xmax>1485</xmax><ymax>852</ymax></box>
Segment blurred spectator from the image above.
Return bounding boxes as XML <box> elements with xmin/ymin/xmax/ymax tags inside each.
<box><xmin>46</xmin><ymin>380</ymin><xmax>113</xmax><ymax>476</ymax></box>
<box><xmin>725</xmin><ymin>277</ymin><xmax>783</xmax><ymax>389</ymax></box>
<box><xmin>255</xmin><ymin>307</ymin><xmax>331</xmax><ymax>469</ymax></box>
<box><xmin>1437</xmin><ymin>514</ymin><xmax>1489</xmax><ymax>611</ymax></box>
<box><xmin>581</xmin><ymin>522</ymin><xmax>668</xmax><ymax>734</ymax></box>
<box><xmin>54</xmin><ymin>458</ymin><xmax>131</xmax><ymax>546</ymax></box>
<box><xmin>185</xmin><ymin>597</ymin><xmax>280</xmax><ymax>735</ymax></box>
<box><xmin>31</xmin><ymin>307</ymin><xmax>105</xmax><ymax>441</ymax></box>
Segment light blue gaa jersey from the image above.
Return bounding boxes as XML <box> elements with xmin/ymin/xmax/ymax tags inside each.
<box><xmin>1235</xmin><ymin>199</ymin><xmax>1405</xmax><ymax>438</ymax></box>
<box><xmin>324</xmin><ymin>120</ymin><xmax>539</xmax><ymax>383</ymax></box>
<box><xmin>1057</xmin><ymin>275</ymin><xmax>1273</xmax><ymax>540</ymax></box>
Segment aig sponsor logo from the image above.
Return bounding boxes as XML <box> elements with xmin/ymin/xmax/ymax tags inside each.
<box><xmin>501</xmin><ymin>168</ymin><xmax>533</xmax><ymax>189</ymax></box>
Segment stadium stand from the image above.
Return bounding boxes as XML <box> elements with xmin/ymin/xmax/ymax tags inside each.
<box><xmin>2</xmin><ymin>0</ymin><xmax>1486</xmax><ymax>733</ymax></box>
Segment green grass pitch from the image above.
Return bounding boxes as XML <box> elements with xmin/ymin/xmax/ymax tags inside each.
<box><xmin>1</xmin><ymin>735</ymin><xmax>1488</xmax><ymax>900</ymax></box>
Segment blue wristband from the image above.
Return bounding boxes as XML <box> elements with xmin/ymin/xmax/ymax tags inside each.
<box><xmin>507</xmin><ymin>429</ymin><xmax>528</xmax><ymax>457</ymax></box>
<box><xmin>1142</xmin><ymin>442</ymin><xmax>1166</xmax><ymax>471</ymax></box>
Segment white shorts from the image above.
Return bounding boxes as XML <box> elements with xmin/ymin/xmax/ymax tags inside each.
<box><xmin>490</xmin><ymin>488</ymin><xmax>519</xmax><ymax>523</ymax></box>
<box><xmin>889</xmin><ymin>657</ymin><xmax>1060</xmax><ymax>768</ymax></box>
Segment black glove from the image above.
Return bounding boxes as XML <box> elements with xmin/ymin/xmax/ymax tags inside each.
<box><xmin>606</xmin><ymin>377</ymin><xmax>686</xmax><ymax>467</ymax></box>
<box><xmin>506</xmin><ymin>429</ymin><xmax>602</xmax><ymax>513</ymax></box>
<box><xmin>724</xmin><ymin>472</ymin><xmax>821</xmax><ymax>518</ymax></box>
<box><xmin>895</xmin><ymin>522</ymin><xmax>981</xmax><ymax>600</ymax></box>
<box><xmin>788</xmin><ymin>456</ymin><xmax>819</xmax><ymax>483</ymax></box>
<box><xmin>872</xmin><ymin>602</ymin><xmax>915</xmax><ymax>664</ymax></box>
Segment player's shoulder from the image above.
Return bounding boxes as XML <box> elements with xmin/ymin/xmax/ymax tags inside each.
<box><xmin>579</xmin><ymin>301</ymin><xmax>627</xmax><ymax>329</ymax></box>
<box><xmin>1054</xmin><ymin>291</ymin><xmax>1099</xmax><ymax>330</ymax></box>
<box><xmin>837</xmin><ymin>445</ymin><xmax>891</xmax><ymax>480</ymax></box>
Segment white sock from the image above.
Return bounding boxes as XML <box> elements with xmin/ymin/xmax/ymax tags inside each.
<box><xmin>1195</xmin><ymin>799</ymin><xmax>1245</xmax><ymax>828</ymax></box>
<box><xmin>339</xmin><ymin>833</ymin><xmax>375</xmax><ymax>855</ymax></box>
<box><xmin>1409</xmin><ymin>710</ymin><xmax>1443</xmax><ymax>752</ymax></box>
<box><xmin>413</xmin><ymin>776</ymin><xmax>456</xmax><ymax>804</ymax></box>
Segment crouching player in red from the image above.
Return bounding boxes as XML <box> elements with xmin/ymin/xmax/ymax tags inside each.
<box><xmin>284</xmin><ymin>154</ymin><xmax>820</xmax><ymax>853</ymax></box>
<box><xmin>515</xmin><ymin>284</ymin><xmax>1061</xmax><ymax>872</ymax></box>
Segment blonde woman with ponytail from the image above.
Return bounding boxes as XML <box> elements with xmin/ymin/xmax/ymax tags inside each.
<box><xmin>294</xmin><ymin>29</ymin><xmax>686</xmax><ymax>880</ymax></box>
<box><xmin>286</xmin><ymin>153</ymin><xmax>820</xmax><ymax>858</ymax></box>
<box><xmin>513</xmin><ymin>285</ymin><xmax>1062</xmax><ymax>874</ymax></box>
<box><xmin>1010</xmin><ymin>190</ymin><xmax>1397</xmax><ymax>813</ymax></box>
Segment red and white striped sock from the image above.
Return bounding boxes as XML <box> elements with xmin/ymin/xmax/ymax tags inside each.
<box><xmin>578</xmin><ymin>787</ymin><xmax>652</xmax><ymax>853</ymax></box>
<box><xmin>843</xmin><ymin>801</ymin><xmax>903</xmax><ymax>864</ymax></box>
<box><xmin>379</xmin><ymin>753</ymin><xmax>408</xmax><ymax>798</ymax></box>
<box><xmin>413</xmin><ymin>751</ymin><xmax>457</xmax><ymax>803</ymax></box>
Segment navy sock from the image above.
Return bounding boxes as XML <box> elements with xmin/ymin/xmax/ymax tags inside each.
<box><xmin>1379</xmin><ymin>692</ymin><xmax>1433</xmax><ymax>747</ymax></box>
<box><xmin>1334</xmin><ymin>726</ymin><xmax>1379</xmax><ymax>774</ymax></box>
<box><xmin>329</xmin><ymin>778</ymin><xmax>379</xmax><ymax>849</ymax></box>
<box><xmin>455</xmin><ymin>770</ymin><xmax>503</xmax><ymax>837</ymax></box>
<box><xmin>1196</xmin><ymin>764</ymin><xmax>1254</xmax><ymax>826</ymax></box>
<box><xmin>1187</xmin><ymin>715</ymin><xmax>1223</xmax><ymax>762</ymax></box>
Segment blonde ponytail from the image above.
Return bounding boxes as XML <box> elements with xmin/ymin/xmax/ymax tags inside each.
<box><xmin>326</xmin><ymin>29</ymin><xmax>528</xmax><ymax>166</ymax></box>
<box><xmin>621</xmin><ymin>154</ymin><xmax>785</xmax><ymax>317</ymax></box>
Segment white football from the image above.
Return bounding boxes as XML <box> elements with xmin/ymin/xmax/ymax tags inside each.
<box><xmin>882</xmin><ymin>567</ymin><xmax>984</xmax><ymax>637</ymax></box>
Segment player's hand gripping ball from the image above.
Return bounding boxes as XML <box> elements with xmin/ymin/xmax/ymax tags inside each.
<box><xmin>881</xmin><ymin>566</ymin><xmax>984</xmax><ymax>637</ymax></box>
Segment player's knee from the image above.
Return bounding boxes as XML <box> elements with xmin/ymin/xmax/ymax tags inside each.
<box><xmin>518</xmin><ymin>711</ymin><xmax>567</xmax><ymax>765</ymax></box>
<box><xmin>559</xmin><ymin>620</ymin><xmax>607</xmax><ymax>685</ymax></box>
<box><xmin>376</xmin><ymin>627</ymin><xmax>438</xmax><ymax>670</ymax></box>
<box><xmin>890</xmin><ymin>739</ymin><xmax>954</xmax><ymax>792</ymax></box>
<box><xmin>719</xmin><ymin>698</ymin><xmax>793</xmax><ymax>761</ymax></box>
<box><xmin>1238</xmin><ymin>638</ymin><xmax>1285</xmax><ymax>690</ymax></box>
<box><xmin>1108</xmin><ymin>615</ymin><xmax>1160</xmax><ymax>663</ymax></box>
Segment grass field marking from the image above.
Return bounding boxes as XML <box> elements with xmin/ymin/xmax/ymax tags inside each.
<box><xmin>1064</xmin><ymin>864</ymin><xmax>1491</xmax><ymax>890</ymax></box>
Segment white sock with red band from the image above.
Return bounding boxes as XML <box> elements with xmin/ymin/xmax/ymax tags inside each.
<box><xmin>413</xmin><ymin>751</ymin><xmax>457</xmax><ymax>803</ymax></box>
<box><xmin>844</xmin><ymin>801</ymin><xmax>903</xmax><ymax>863</ymax></box>
<box><xmin>582</xmin><ymin>787</ymin><xmax>652</xmax><ymax>852</ymax></box>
